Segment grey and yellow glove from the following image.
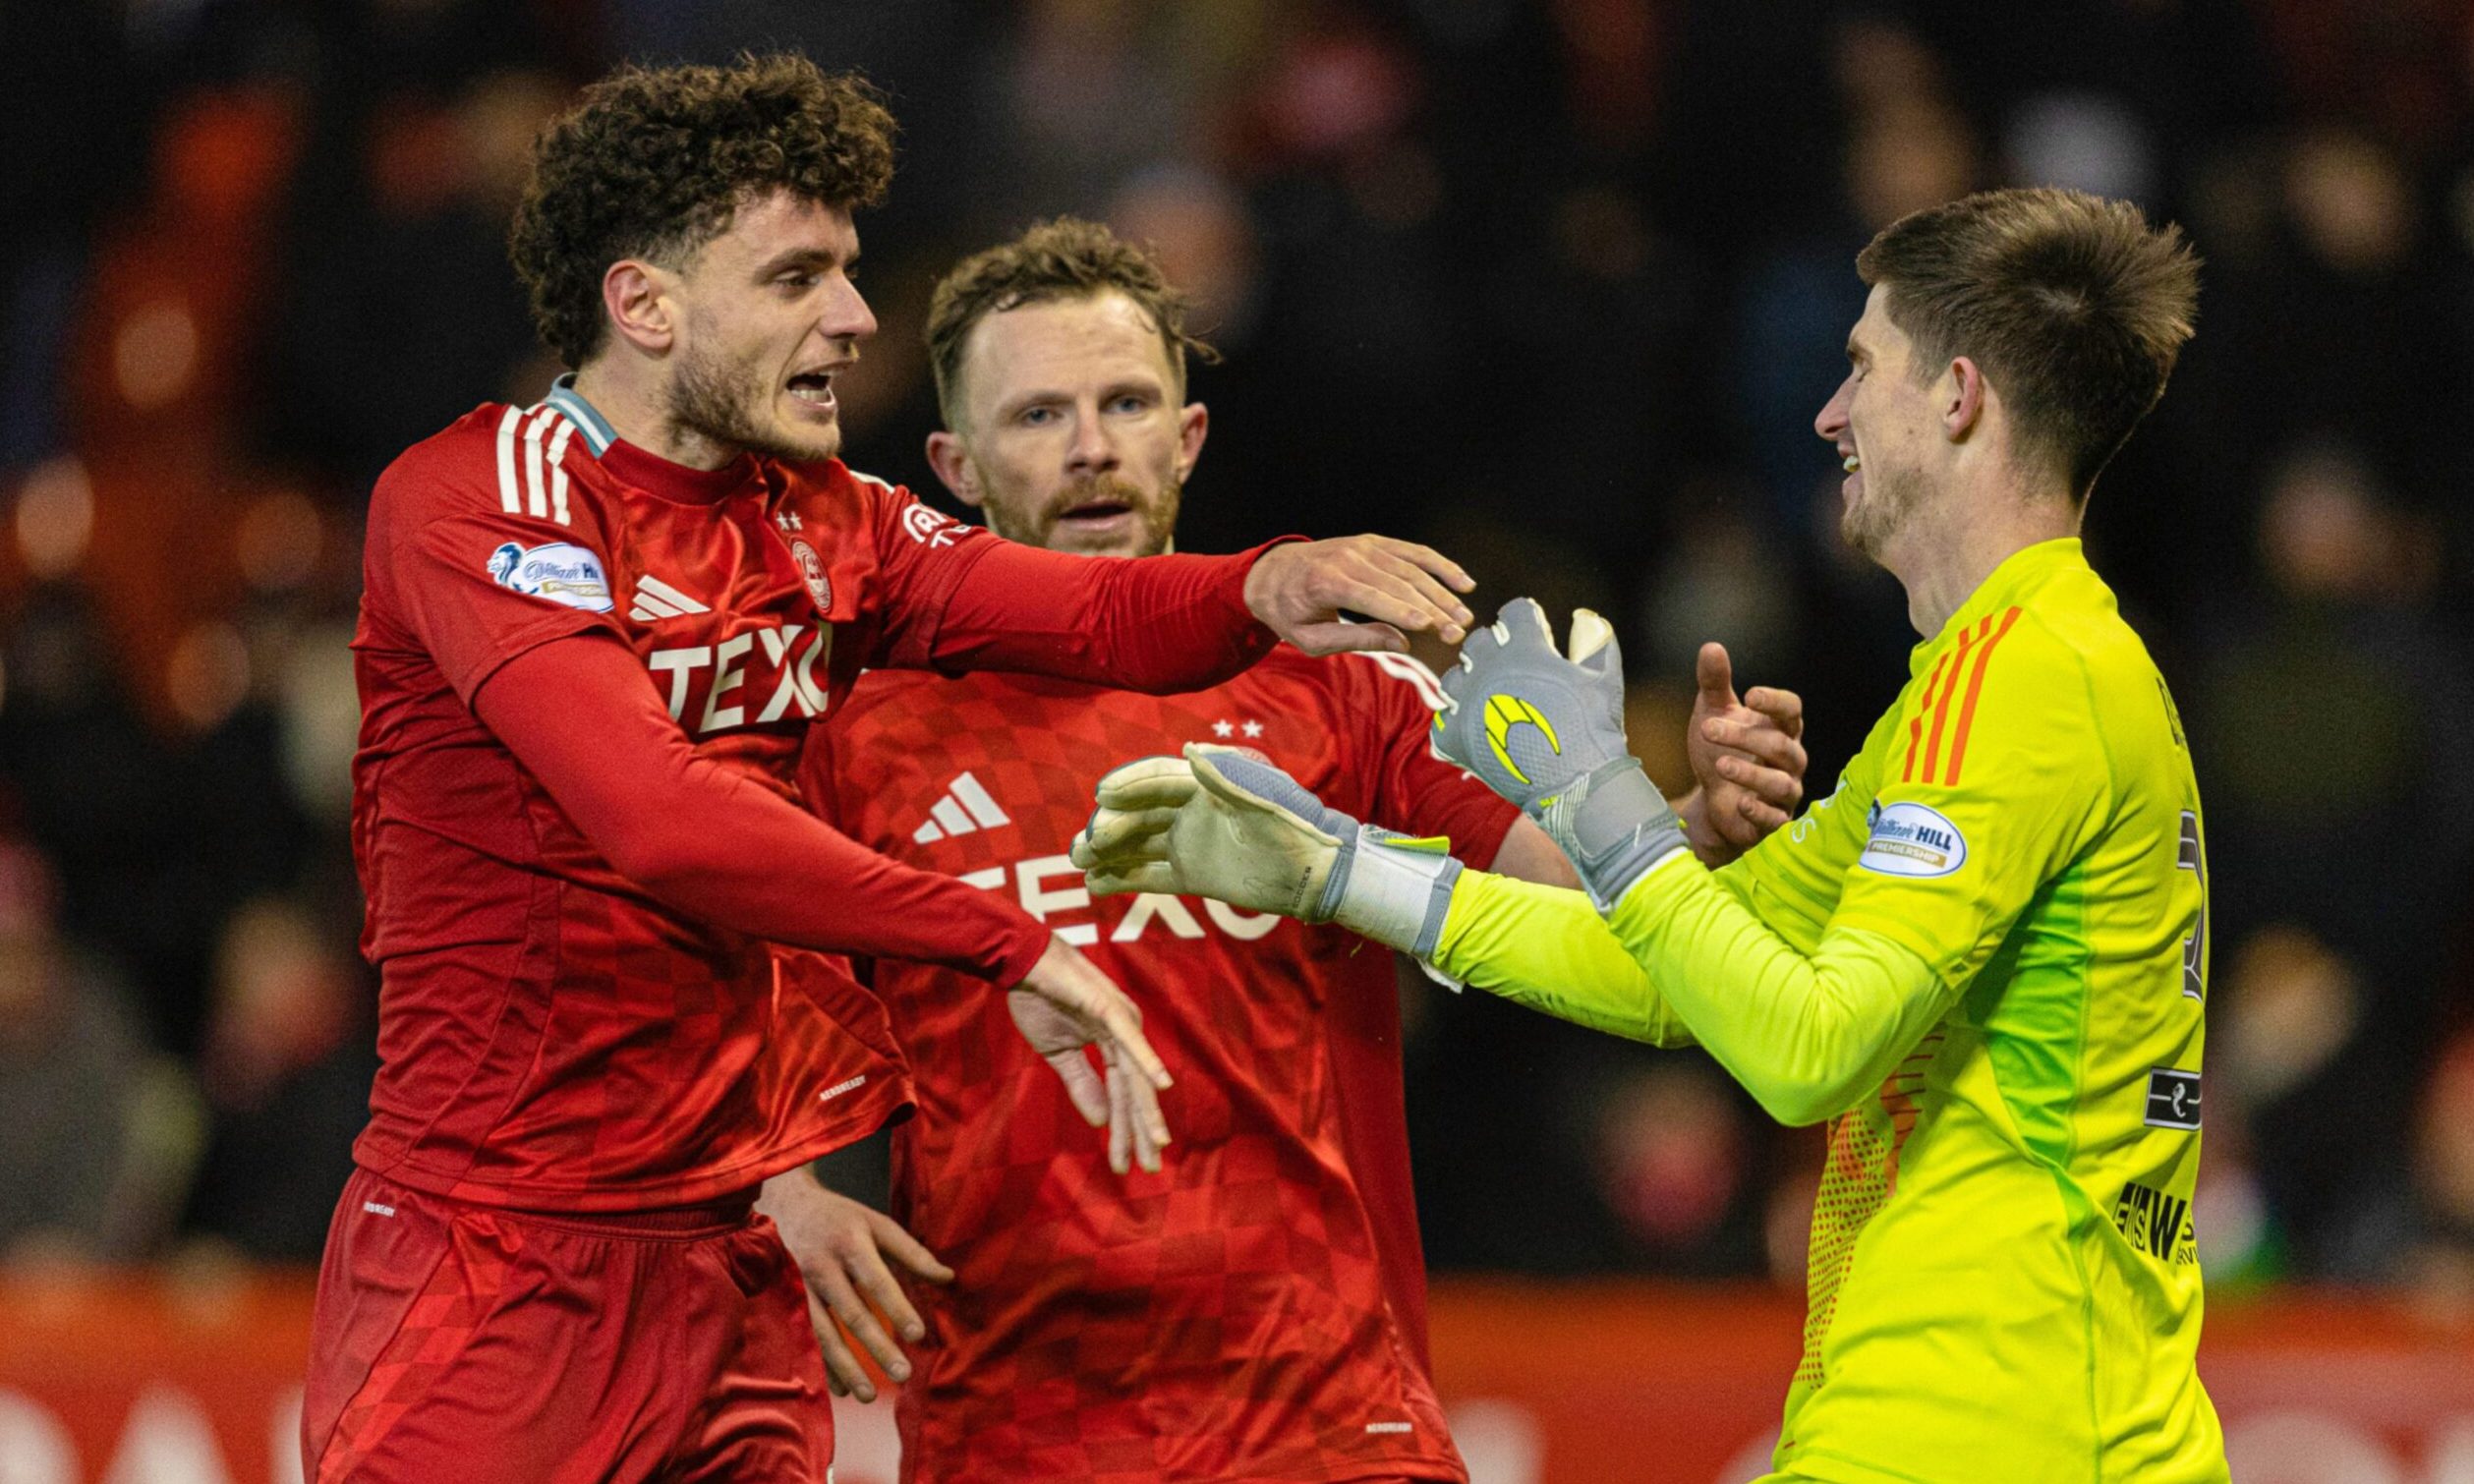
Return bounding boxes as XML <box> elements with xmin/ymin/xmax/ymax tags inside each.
<box><xmin>1069</xmin><ymin>744</ymin><xmax>1463</xmax><ymax>957</ymax></box>
<box><xmin>1432</xmin><ymin>598</ymin><xmax>1689</xmax><ymax>910</ymax></box>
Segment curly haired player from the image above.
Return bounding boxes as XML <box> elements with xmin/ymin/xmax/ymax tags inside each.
<box><xmin>307</xmin><ymin>56</ymin><xmax>1479</xmax><ymax>1484</ymax></box>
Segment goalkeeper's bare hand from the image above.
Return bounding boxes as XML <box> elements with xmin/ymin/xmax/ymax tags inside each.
<box><xmin>1681</xmin><ymin>641</ymin><xmax>1809</xmax><ymax>864</ymax></box>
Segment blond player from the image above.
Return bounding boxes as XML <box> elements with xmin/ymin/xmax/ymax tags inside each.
<box><xmin>1076</xmin><ymin>188</ymin><xmax>2227</xmax><ymax>1483</ymax></box>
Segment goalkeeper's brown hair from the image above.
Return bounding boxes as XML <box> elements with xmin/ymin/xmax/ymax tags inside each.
<box><xmin>508</xmin><ymin>54</ymin><xmax>896</xmax><ymax>369</ymax></box>
<box><xmin>927</xmin><ymin>217</ymin><xmax>1217</xmax><ymax>429</ymax></box>
<box><xmin>1858</xmin><ymin>187</ymin><xmax>2200</xmax><ymax>503</ymax></box>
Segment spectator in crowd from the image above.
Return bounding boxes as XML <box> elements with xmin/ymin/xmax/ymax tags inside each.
<box><xmin>2191</xmin><ymin>443</ymin><xmax>2474</xmax><ymax>1276</ymax></box>
<box><xmin>2405</xmin><ymin>1034</ymin><xmax>2474</xmax><ymax>1323</ymax></box>
<box><xmin>0</xmin><ymin>836</ymin><xmax>199</xmax><ymax>1263</ymax></box>
<box><xmin>180</xmin><ymin>896</ymin><xmax>376</xmax><ymax>1262</ymax></box>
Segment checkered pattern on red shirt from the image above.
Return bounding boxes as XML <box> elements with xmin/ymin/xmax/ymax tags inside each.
<box><xmin>806</xmin><ymin>646</ymin><xmax>1515</xmax><ymax>1484</ymax></box>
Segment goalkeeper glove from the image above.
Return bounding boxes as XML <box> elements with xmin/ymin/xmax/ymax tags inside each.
<box><xmin>1431</xmin><ymin>597</ymin><xmax>1689</xmax><ymax>911</ymax></box>
<box><xmin>1069</xmin><ymin>744</ymin><xmax>1464</xmax><ymax>957</ymax></box>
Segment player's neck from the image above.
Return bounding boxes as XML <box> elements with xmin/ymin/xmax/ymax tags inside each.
<box><xmin>1887</xmin><ymin>478</ymin><xmax>2080</xmax><ymax>638</ymax></box>
<box><xmin>569</xmin><ymin>361</ymin><xmax>743</xmax><ymax>472</ymax></box>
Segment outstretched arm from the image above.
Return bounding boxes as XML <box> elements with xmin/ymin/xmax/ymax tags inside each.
<box><xmin>476</xmin><ymin>631</ymin><xmax>1175</xmax><ymax>1171</ymax></box>
<box><xmin>922</xmin><ymin>535</ymin><xmax>1477</xmax><ymax>690</ymax></box>
<box><xmin>1425</xmin><ymin>598</ymin><xmax>2104</xmax><ymax>1127</ymax></box>
<box><xmin>1073</xmin><ymin>739</ymin><xmax>1945</xmax><ymax>1125</ymax></box>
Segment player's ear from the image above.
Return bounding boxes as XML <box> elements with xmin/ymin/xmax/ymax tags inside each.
<box><xmin>1176</xmin><ymin>400</ymin><xmax>1208</xmax><ymax>482</ymax></box>
<box><xmin>926</xmin><ymin>429</ymin><xmax>984</xmax><ymax>509</ymax></box>
<box><xmin>1943</xmin><ymin>356</ymin><xmax>1987</xmax><ymax>443</ymax></box>
<box><xmin>603</xmin><ymin>260</ymin><xmax>674</xmax><ymax>356</ymax></box>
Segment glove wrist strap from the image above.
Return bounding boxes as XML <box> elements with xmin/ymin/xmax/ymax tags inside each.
<box><xmin>1534</xmin><ymin>757</ymin><xmax>1692</xmax><ymax>911</ymax></box>
<box><xmin>1326</xmin><ymin>829</ymin><xmax>1465</xmax><ymax>957</ymax></box>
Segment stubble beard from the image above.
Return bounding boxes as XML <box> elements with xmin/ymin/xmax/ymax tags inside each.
<box><xmin>1842</xmin><ymin>460</ymin><xmax>1924</xmax><ymax>561</ymax></box>
<box><xmin>982</xmin><ymin>470</ymin><xmax>1182</xmax><ymax>557</ymax></box>
<box><xmin>667</xmin><ymin>340</ymin><xmax>841</xmax><ymax>465</ymax></box>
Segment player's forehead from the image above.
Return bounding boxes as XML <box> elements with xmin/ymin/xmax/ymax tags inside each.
<box><xmin>961</xmin><ymin>291</ymin><xmax>1175</xmax><ymax>402</ymax></box>
<box><xmin>1846</xmin><ymin>282</ymin><xmax>1909</xmax><ymax>365</ymax></box>
<box><xmin>698</xmin><ymin>190</ymin><xmax>858</xmax><ymax>274</ymax></box>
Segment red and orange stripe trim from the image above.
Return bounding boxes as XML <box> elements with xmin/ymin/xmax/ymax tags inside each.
<box><xmin>1901</xmin><ymin>606</ymin><xmax>2022</xmax><ymax>786</ymax></box>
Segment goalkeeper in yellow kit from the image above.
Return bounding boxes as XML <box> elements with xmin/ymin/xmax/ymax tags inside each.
<box><xmin>1071</xmin><ymin>188</ymin><xmax>2227</xmax><ymax>1483</ymax></box>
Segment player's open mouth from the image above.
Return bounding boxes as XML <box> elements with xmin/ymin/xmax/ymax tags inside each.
<box><xmin>1058</xmin><ymin>499</ymin><xmax>1133</xmax><ymax>528</ymax></box>
<box><xmin>786</xmin><ymin>371</ymin><xmax>837</xmax><ymax>415</ymax></box>
<box><xmin>1841</xmin><ymin>449</ymin><xmax>1862</xmax><ymax>499</ymax></box>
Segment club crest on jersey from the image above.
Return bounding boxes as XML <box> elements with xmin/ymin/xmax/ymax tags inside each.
<box><xmin>1858</xmin><ymin>798</ymin><xmax>1967</xmax><ymax>878</ymax></box>
<box><xmin>789</xmin><ymin>539</ymin><xmax>833</xmax><ymax>614</ymax></box>
<box><xmin>487</xmin><ymin>542</ymin><xmax>612</xmax><ymax>612</ymax></box>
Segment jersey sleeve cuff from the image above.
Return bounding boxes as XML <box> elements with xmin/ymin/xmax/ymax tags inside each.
<box><xmin>1219</xmin><ymin>536</ymin><xmax>1308</xmax><ymax>656</ymax></box>
<box><xmin>987</xmin><ymin>912</ymin><xmax>1053</xmax><ymax>987</ymax></box>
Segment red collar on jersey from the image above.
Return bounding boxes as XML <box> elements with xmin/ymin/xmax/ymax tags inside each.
<box><xmin>599</xmin><ymin>435</ymin><xmax>765</xmax><ymax>506</ymax></box>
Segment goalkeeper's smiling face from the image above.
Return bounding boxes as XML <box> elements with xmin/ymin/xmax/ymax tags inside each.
<box><xmin>931</xmin><ymin>291</ymin><xmax>1208</xmax><ymax>558</ymax></box>
<box><xmin>1817</xmin><ymin>283</ymin><xmax>1941</xmax><ymax>563</ymax></box>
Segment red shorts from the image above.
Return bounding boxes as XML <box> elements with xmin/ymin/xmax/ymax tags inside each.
<box><xmin>302</xmin><ymin>1169</ymin><xmax>831</xmax><ymax>1483</ymax></box>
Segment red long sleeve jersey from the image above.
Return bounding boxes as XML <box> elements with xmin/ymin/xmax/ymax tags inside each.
<box><xmin>805</xmin><ymin>648</ymin><xmax>1520</xmax><ymax>1484</ymax></box>
<box><xmin>350</xmin><ymin>387</ymin><xmax>1268</xmax><ymax>1213</ymax></box>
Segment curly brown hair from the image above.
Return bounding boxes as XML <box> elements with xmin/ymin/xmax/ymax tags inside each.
<box><xmin>508</xmin><ymin>53</ymin><xmax>896</xmax><ymax>369</ymax></box>
<box><xmin>926</xmin><ymin>217</ymin><xmax>1218</xmax><ymax>429</ymax></box>
<box><xmin>1859</xmin><ymin>187</ymin><xmax>2199</xmax><ymax>502</ymax></box>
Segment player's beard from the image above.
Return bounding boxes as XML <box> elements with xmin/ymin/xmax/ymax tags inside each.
<box><xmin>666</xmin><ymin>339</ymin><xmax>841</xmax><ymax>464</ymax></box>
<box><xmin>988</xmin><ymin>472</ymin><xmax>1181</xmax><ymax>557</ymax></box>
<box><xmin>1841</xmin><ymin>458</ymin><xmax>1925</xmax><ymax>560</ymax></box>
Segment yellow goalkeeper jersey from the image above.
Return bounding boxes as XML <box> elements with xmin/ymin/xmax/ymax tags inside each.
<box><xmin>1713</xmin><ymin>537</ymin><xmax>2221</xmax><ymax>1481</ymax></box>
<box><xmin>1433</xmin><ymin>538</ymin><xmax>2225</xmax><ymax>1482</ymax></box>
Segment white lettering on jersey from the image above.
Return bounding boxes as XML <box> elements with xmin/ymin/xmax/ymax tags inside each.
<box><xmin>1204</xmin><ymin>898</ymin><xmax>1281</xmax><ymax>941</ymax></box>
<box><xmin>1113</xmin><ymin>893</ymin><xmax>1204</xmax><ymax>941</ymax></box>
<box><xmin>901</xmin><ymin>502</ymin><xmax>963</xmax><ymax>547</ymax></box>
<box><xmin>648</xmin><ymin>646</ymin><xmax>710</xmax><ymax>716</ymax></box>
<box><xmin>754</xmin><ymin>625</ymin><xmax>828</xmax><ymax>722</ymax></box>
<box><xmin>957</xmin><ymin>861</ymin><xmax>1284</xmax><ymax>945</ymax></box>
<box><xmin>647</xmin><ymin>623</ymin><xmax>831</xmax><ymax>736</ymax></box>
<box><xmin>1015</xmin><ymin>855</ymin><xmax>1096</xmax><ymax>946</ymax></box>
<box><xmin>701</xmin><ymin>632</ymin><xmax>755</xmax><ymax>731</ymax></box>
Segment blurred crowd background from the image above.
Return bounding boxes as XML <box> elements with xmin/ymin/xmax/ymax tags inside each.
<box><xmin>2</xmin><ymin>0</ymin><xmax>2472</xmax><ymax>1321</ymax></box>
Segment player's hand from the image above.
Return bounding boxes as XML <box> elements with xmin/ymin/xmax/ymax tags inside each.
<box><xmin>1071</xmin><ymin>745</ymin><xmax>1464</xmax><ymax>955</ymax></box>
<box><xmin>1007</xmin><ymin>937</ymin><xmax>1174</xmax><ymax>1175</ymax></box>
<box><xmin>755</xmin><ymin>1167</ymin><xmax>953</xmax><ymax>1403</ymax></box>
<box><xmin>1073</xmin><ymin>750</ymin><xmax>1347</xmax><ymax>915</ymax></box>
<box><xmin>1242</xmin><ymin>536</ymin><xmax>1475</xmax><ymax>656</ymax></box>
<box><xmin>1682</xmin><ymin>641</ymin><xmax>1808</xmax><ymax>864</ymax></box>
<box><xmin>1434</xmin><ymin>598</ymin><xmax>1688</xmax><ymax>909</ymax></box>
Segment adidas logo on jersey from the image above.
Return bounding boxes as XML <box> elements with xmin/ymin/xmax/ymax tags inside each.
<box><xmin>913</xmin><ymin>771</ymin><xmax>1011</xmax><ymax>844</ymax></box>
<box><xmin>630</xmin><ymin>574</ymin><xmax>713</xmax><ymax>623</ymax></box>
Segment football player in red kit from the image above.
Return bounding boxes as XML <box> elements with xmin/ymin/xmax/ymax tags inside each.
<box><xmin>311</xmin><ymin>60</ymin><xmax>1483</xmax><ymax>1484</ymax></box>
<box><xmin>799</xmin><ymin>219</ymin><xmax>1812</xmax><ymax>1483</ymax></box>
